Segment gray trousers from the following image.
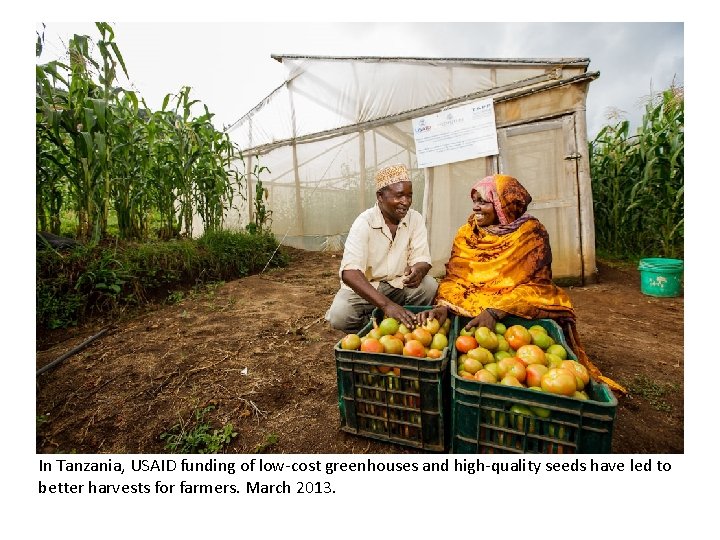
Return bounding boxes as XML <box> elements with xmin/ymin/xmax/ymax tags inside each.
<box><xmin>325</xmin><ymin>276</ymin><xmax>438</xmax><ymax>333</ymax></box>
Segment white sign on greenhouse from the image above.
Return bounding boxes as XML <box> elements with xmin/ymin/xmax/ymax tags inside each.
<box><xmin>412</xmin><ymin>98</ymin><xmax>499</xmax><ymax>168</ymax></box>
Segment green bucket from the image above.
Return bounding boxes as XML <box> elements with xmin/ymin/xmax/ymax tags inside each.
<box><xmin>638</xmin><ymin>258</ymin><xmax>683</xmax><ymax>297</ymax></box>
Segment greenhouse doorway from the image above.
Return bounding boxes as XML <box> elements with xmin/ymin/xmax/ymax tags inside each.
<box><xmin>496</xmin><ymin>115</ymin><xmax>587</xmax><ymax>283</ymax></box>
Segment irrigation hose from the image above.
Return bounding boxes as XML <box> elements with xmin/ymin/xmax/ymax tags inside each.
<box><xmin>36</xmin><ymin>326</ymin><xmax>112</xmax><ymax>377</ymax></box>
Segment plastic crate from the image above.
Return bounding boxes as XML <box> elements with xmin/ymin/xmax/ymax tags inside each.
<box><xmin>335</xmin><ymin>306</ymin><xmax>453</xmax><ymax>451</ymax></box>
<box><xmin>451</xmin><ymin>315</ymin><xmax>618</xmax><ymax>454</ymax></box>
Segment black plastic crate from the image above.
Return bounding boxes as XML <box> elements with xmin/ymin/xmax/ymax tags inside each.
<box><xmin>335</xmin><ymin>306</ymin><xmax>452</xmax><ymax>451</ymax></box>
<box><xmin>451</xmin><ymin>315</ymin><xmax>618</xmax><ymax>454</ymax></box>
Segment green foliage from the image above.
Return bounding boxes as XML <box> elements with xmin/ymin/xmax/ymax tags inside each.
<box><xmin>35</xmin><ymin>23</ymin><xmax>270</xmax><ymax>330</ymax></box>
<box><xmin>36</xmin><ymin>22</ymin><xmax>245</xmax><ymax>243</ymax></box>
<box><xmin>198</xmin><ymin>229</ymin><xmax>288</xmax><ymax>278</ymax></box>
<box><xmin>37</xmin><ymin>281</ymin><xmax>85</xmax><ymax>329</ymax></box>
<box><xmin>589</xmin><ymin>84</ymin><xmax>684</xmax><ymax>260</ymax></box>
<box><xmin>160</xmin><ymin>406</ymin><xmax>237</xmax><ymax>454</ymax></box>
<box><xmin>37</xmin><ymin>413</ymin><xmax>50</xmax><ymax>429</ymax></box>
<box><xmin>253</xmin><ymin>433</ymin><xmax>280</xmax><ymax>454</ymax></box>
<box><xmin>246</xmin><ymin>164</ymin><xmax>272</xmax><ymax>234</ymax></box>
<box><xmin>36</xmin><ymin>231</ymin><xmax>288</xmax><ymax>329</ymax></box>
<box><xmin>166</xmin><ymin>290</ymin><xmax>185</xmax><ymax>304</ymax></box>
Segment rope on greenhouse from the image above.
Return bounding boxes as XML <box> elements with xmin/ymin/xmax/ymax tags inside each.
<box><xmin>259</xmin><ymin>143</ymin><xmax>348</xmax><ymax>275</ymax></box>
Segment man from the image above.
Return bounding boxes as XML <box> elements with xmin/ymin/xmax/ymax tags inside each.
<box><xmin>325</xmin><ymin>164</ymin><xmax>438</xmax><ymax>332</ymax></box>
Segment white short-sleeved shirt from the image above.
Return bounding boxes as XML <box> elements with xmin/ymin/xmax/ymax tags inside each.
<box><xmin>339</xmin><ymin>203</ymin><xmax>432</xmax><ymax>290</ymax></box>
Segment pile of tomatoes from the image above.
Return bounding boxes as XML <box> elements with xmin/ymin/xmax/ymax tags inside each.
<box><xmin>340</xmin><ymin>316</ymin><xmax>452</xmax><ymax>360</ymax></box>
<box><xmin>455</xmin><ymin>321</ymin><xmax>591</xmax><ymax>399</ymax></box>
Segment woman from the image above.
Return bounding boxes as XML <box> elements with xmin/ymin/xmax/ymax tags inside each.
<box><xmin>418</xmin><ymin>174</ymin><xmax>624</xmax><ymax>393</ymax></box>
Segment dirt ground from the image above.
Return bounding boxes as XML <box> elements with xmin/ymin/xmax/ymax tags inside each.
<box><xmin>36</xmin><ymin>247</ymin><xmax>684</xmax><ymax>454</ymax></box>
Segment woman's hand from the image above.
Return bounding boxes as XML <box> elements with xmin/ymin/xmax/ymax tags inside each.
<box><xmin>465</xmin><ymin>311</ymin><xmax>496</xmax><ymax>332</ymax></box>
<box><xmin>416</xmin><ymin>305</ymin><xmax>449</xmax><ymax>328</ymax></box>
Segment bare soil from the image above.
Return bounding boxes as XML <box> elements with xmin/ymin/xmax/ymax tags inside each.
<box><xmin>36</xmin><ymin>247</ymin><xmax>683</xmax><ymax>454</ymax></box>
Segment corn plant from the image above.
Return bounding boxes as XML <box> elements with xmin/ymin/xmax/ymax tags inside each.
<box><xmin>109</xmin><ymin>92</ymin><xmax>154</xmax><ymax>239</ymax></box>
<box><xmin>589</xmin><ymin>84</ymin><xmax>684</xmax><ymax>259</ymax></box>
<box><xmin>36</xmin><ymin>24</ymin><xmax>130</xmax><ymax>242</ymax></box>
<box><xmin>36</xmin><ymin>22</ymin><xmax>246</xmax><ymax>243</ymax></box>
<box><xmin>247</xmin><ymin>163</ymin><xmax>272</xmax><ymax>234</ymax></box>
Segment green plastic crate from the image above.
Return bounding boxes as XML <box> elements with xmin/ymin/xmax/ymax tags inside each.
<box><xmin>451</xmin><ymin>315</ymin><xmax>618</xmax><ymax>454</ymax></box>
<box><xmin>335</xmin><ymin>306</ymin><xmax>453</xmax><ymax>451</ymax></box>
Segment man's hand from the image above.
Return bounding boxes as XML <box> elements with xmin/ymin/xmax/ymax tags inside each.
<box><xmin>402</xmin><ymin>262</ymin><xmax>431</xmax><ymax>288</ymax></box>
<box><xmin>382</xmin><ymin>302</ymin><xmax>418</xmax><ymax>330</ymax></box>
<box><xmin>341</xmin><ymin>269</ymin><xmax>419</xmax><ymax>330</ymax></box>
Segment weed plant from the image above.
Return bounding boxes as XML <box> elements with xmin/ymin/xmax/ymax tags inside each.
<box><xmin>160</xmin><ymin>406</ymin><xmax>237</xmax><ymax>454</ymax></box>
<box><xmin>628</xmin><ymin>374</ymin><xmax>678</xmax><ymax>412</ymax></box>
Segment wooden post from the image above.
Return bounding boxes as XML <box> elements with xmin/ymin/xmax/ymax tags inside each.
<box><xmin>573</xmin><ymin>103</ymin><xmax>597</xmax><ymax>284</ymax></box>
<box><xmin>422</xmin><ymin>167</ymin><xmax>434</xmax><ymax>252</ymax></box>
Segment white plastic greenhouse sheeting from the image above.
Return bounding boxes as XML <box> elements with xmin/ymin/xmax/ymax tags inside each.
<box><xmin>229</xmin><ymin>56</ymin><xmax>586</xmax><ymax>152</ymax></box>
<box><xmin>225</xmin><ymin>56</ymin><xmax>596</xmax><ymax>282</ymax></box>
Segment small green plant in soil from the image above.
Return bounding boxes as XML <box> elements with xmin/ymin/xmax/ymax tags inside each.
<box><xmin>160</xmin><ymin>405</ymin><xmax>237</xmax><ymax>454</ymax></box>
<box><xmin>628</xmin><ymin>375</ymin><xmax>677</xmax><ymax>412</ymax></box>
<box><xmin>253</xmin><ymin>433</ymin><xmax>280</xmax><ymax>454</ymax></box>
<box><xmin>36</xmin><ymin>413</ymin><xmax>50</xmax><ymax>429</ymax></box>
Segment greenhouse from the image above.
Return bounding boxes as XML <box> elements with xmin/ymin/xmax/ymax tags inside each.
<box><xmin>227</xmin><ymin>55</ymin><xmax>600</xmax><ymax>284</ymax></box>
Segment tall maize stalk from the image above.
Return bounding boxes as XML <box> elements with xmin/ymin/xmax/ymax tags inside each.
<box><xmin>36</xmin><ymin>22</ymin><xmax>245</xmax><ymax>242</ymax></box>
<box><xmin>589</xmin><ymin>85</ymin><xmax>684</xmax><ymax>259</ymax></box>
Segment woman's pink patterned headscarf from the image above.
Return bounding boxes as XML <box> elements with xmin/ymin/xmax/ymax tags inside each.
<box><xmin>470</xmin><ymin>174</ymin><xmax>532</xmax><ymax>225</ymax></box>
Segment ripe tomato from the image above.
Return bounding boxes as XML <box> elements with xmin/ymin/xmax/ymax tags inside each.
<box><xmin>500</xmin><ymin>374</ymin><xmax>524</xmax><ymax>387</ymax></box>
<box><xmin>340</xmin><ymin>334</ymin><xmax>361</xmax><ymax>350</ymax></box>
<box><xmin>411</xmin><ymin>327</ymin><xmax>433</xmax><ymax>347</ymax></box>
<box><xmin>367</xmin><ymin>328</ymin><xmax>384</xmax><ymax>340</ymax></box>
<box><xmin>474</xmin><ymin>369</ymin><xmax>497</xmax><ymax>383</ymax></box>
<box><xmin>561</xmin><ymin>360</ymin><xmax>590</xmax><ymax>386</ymax></box>
<box><xmin>421</xmin><ymin>318</ymin><xmax>441</xmax><ymax>335</ymax></box>
<box><xmin>467</xmin><ymin>346</ymin><xmax>492</xmax><ymax>364</ymax></box>
<box><xmin>379</xmin><ymin>335</ymin><xmax>404</xmax><ymax>355</ymax></box>
<box><xmin>360</xmin><ymin>337</ymin><xmax>384</xmax><ymax>353</ymax></box>
<box><xmin>540</xmin><ymin>367</ymin><xmax>577</xmax><ymax>396</ymax></box>
<box><xmin>515</xmin><ymin>344</ymin><xmax>547</xmax><ymax>366</ymax></box>
<box><xmin>403</xmin><ymin>339</ymin><xmax>426</xmax><ymax>358</ymax></box>
<box><xmin>506</xmin><ymin>358</ymin><xmax>527</xmax><ymax>383</ymax></box>
<box><xmin>496</xmin><ymin>357</ymin><xmax>526</xmax><ymax>384</ymax></box>
<box><xmin>526</xmin><ymin>364</ymin><xmax>549</xmax><ymax>387</ymax></box>
<box><xmin>462</xmin><ymin>358</ymin><xmax>483</xmax><ymax>375</ymax></box>
<box><xmin>426</xmin><ymin>348</ymin><xmax>444</xmax><ymax>359</ymax></box>
<box><xmin>504</xmin><ymin>325</ymin><xmax>532</xmax><ymax>350</ymax></box>
<box><xmin>455</xmin><ymin>335</ymin><xmax>478</xmax><ymax>353</ymax></box>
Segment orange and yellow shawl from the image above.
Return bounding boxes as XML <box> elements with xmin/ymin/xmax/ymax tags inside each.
<box><xmin>436</xmin><ymin>174</ymin><xmax>626</xmax><ymax>393</ymax></box>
